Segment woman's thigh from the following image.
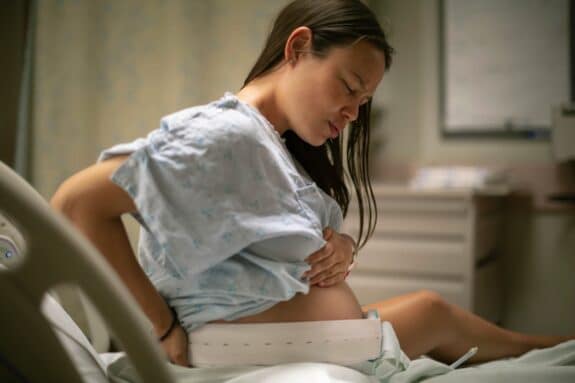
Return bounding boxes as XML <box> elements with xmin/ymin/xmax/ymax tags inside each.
<box><xmin>362</xmin><ymin>290</ymin><xmax>454</xmax><ymax>358</ymax></box>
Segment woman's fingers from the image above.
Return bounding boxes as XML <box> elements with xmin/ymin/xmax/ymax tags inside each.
<box><xmin>305</xmin><ymin>253</ymin><xmax>338</xmax><ymax>279</ymax></box>
<box><xmin>306</xmin><ymin>242</ymin><xmax>333</xmax><ymax>264</ymax></box>
<box><xmin>171</xmin><ymin>346</ymin><xmax>190</xmax><ymax>367</ymax></box>
<box><xmin>309</xmin><ymin>261</ymin><xmax>346</xmax><ymax>284</ymax></box>
<box><xmin>304</xmin><ymin>243</ymin><xmax>333</xmax><ymax>278</ymax></box>
<box><xmin>316</xmin><ymin>271</ymin><xmax>347</xmax><ymax>287</ymax></box>
<box><xmin>306</xmin><ymin>242</ymin><xmax>345</xmax><ymax>269</ymax></box>
<box><xmin>164</xmin><ymin>325</ymin><xmax>191</xmax><ymax>367</ymax></box>
<box><xmin>304</xmin><ymin>227</ymin><xmax>354</xmax><ymax>283</ymax></box>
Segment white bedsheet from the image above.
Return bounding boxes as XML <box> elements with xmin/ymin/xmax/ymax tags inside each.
<box><xmin>39</xmin><ymin>265</ymin><xmax>575</xmax><ymax>383</ymax></box>
<box><xmin>104</xmin><ymin>340</ymin><xmax>575</xmax><ymax>383</ymax></box>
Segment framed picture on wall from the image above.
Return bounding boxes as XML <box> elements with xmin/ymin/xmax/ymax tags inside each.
<box><xmin>439</xmin><ymin>0</ymin><xmax>573</xmax><ymax>139</ymax></box>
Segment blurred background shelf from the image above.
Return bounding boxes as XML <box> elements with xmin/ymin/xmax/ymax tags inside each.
<box><xmin>345</xmin><ymin>184</ymin><xmax>507</xmax><ymax>324</ymax></box>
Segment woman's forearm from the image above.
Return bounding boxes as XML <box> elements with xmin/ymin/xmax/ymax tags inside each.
<box><xmin>50</xmin><ymin>159</ymin><xmax>174</xmax><ymax>338</ymax></box>
<box><xmin>76</xmin><ymin>214</ymin><xmax>174</xmax><ymax>337</ymax></box>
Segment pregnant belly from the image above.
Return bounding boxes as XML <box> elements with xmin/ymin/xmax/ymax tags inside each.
<box><xmin>215</xmin><ymin>282</ymin><xmax>364</xmax><ymax>324</ymax></box>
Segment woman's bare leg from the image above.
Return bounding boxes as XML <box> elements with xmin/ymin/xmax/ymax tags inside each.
<box><xmin>362</xmin><ymin>290</ymin><xmax>574</xmax><ymax>364</ymax></box>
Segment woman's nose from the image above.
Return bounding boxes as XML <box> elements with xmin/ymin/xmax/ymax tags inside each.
<box><xmin>341</xmin><ymin>102</ymin><xmax>360</xmax><ymax>123</ymax></box>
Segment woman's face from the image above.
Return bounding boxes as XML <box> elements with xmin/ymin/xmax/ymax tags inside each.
<box><xmin>278</xmin><ymin>39</ymin><xmax>386</xmax><ymax>146</ymax></box>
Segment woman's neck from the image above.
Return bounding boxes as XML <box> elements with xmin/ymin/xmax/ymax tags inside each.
<box><xmin>236</xmin><ymin>70</ymin><xmax>290</xmax><ymax>136</ymax></box>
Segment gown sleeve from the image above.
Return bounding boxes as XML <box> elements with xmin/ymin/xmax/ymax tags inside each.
<box><xmin>99</xmin><ymin>105</ymin><xmax>326</xmax><ymax>278</ymax></box>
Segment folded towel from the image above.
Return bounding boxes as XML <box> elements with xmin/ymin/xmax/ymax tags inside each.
<box><xmin>409</xmin><ymin>166</ymin><xmax>508</xmax><ymax>190</ymax></box>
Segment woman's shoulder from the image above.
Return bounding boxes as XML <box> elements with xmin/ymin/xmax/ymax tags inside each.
<box><xmin>159</xmin><ymin>93</ymin><xmax>267</xmax><ymax>146</ymax></box>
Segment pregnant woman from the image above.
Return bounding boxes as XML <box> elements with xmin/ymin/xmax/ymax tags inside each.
<box><xmin>51</xmin><ymin>0</ymin><xmax>573</xmax><ymax>367</ymax></box>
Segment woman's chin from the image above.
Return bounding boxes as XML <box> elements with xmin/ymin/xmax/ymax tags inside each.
<box><xmin>305</xmin><ymin>135</ymin><xmax>329</xmax><ymax>147</ymax></box>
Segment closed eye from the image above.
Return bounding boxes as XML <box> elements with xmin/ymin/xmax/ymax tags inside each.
<box><xmin>341</xmin><ymin>79</ymin><xmax>355</xmax><ymax>95</ymax></box>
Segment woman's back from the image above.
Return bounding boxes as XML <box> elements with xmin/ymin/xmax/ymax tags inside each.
<box><xmin>96</xmin><ymin>93</ymin><xmax>355</xmax><ymax>331</ymax></box>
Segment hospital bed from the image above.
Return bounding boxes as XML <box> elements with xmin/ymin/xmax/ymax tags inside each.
<box><xmin>0</xmin><ymin>160</ymin><xmax>174</xmax><ymax>382</ymax></box>
<box><xmin>1</xmin><ymin>159</ymin><xmax>575</xmax><ymax>383</ymax></box>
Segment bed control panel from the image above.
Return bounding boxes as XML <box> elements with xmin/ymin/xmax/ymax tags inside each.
<box><xmin>0</xmin><ymin>235</ymin><xmax>19</xmax><ymax>264</ymax></box>
<box><xmin>0</xmin><ymin>213</ymin><xmax>24</xmax><ymax>268</ymax></box>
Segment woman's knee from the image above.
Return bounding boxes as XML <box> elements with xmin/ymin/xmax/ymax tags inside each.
<box><xmin>414</xmin><ymin>290</ymin><xmax>451</xmax><ymax>316</ymax></box>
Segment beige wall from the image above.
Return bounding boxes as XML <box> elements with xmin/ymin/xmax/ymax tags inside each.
<box><xmin>375</xmin><ymin>0</ymin><xmax>575</xmax><ymax>334</ymax></box>
<box><xmin>503</xmin><ymin>211</ymin><xmax>575</xmax><ymax>334</ymax></box>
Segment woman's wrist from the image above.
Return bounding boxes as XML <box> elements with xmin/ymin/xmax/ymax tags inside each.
<box><xmin>154</xmin><ymin>306</ymin><xmax>179</xmax><ymax>341</ymax></box>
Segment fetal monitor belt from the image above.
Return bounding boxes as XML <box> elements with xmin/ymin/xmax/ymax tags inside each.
<box><xmin>188</xmin><ymin>316</ymin><xmax>382</xmax><ymax>367</ymax></box>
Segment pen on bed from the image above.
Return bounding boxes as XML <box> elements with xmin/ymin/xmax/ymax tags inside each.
<box><xmin>450</xmin><ymin>346</ymin><xmax>478</xmax><ymax>369</ymax></box>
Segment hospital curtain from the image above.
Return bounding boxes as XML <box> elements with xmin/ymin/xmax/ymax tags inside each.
<box><xmin>31</xmin><ymin>0</ymin><xmax>209</xmax><ymax>197</ymax></box>
<box><xmin>31</xmin><ymin>0</ymin><xmax>289</xmax><ymax>199</ymax></box>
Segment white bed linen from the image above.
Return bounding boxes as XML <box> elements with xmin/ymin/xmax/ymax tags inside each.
<box><xmin>37</xmin><ymin>253</ymin><xmax>575</xmax><ymax>383</ymax></box>
<box><xmin>105</xmin><ymin>340</ymin><xmax>575</xmax><ymax>383</ymax></box>
<box><xmin>106</xmin><ymin>358</ymin><xmax>375</xmax><ymax>383</ymax></box>
<box><xmin>41</xmin><ymin>281</ymin><xmax>575</xmax><ymax>383</ymax></box>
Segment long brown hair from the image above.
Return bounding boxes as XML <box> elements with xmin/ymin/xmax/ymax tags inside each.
<box><xmin>243</xmin><ymin>0</ymin><xmax>394</xmax><ymax>249</ymax></box>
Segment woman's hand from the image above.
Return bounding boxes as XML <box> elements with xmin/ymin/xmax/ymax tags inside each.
<box><xmin>160</xmin><ymin>323</ymin><xmax>190</xmax><ymax>367</ymax></box>
<box><xmin>304</xmin><ymin>227</ymin><xmax>355</xmax><ymax>287</ymax></box>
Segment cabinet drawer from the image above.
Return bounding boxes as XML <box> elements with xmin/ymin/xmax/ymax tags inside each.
<box><xmin>344</xmin><ymin>212</ymin><xmax>468</xmax><ymax>237</ymax></box>
<box><xmin>355</xmin><ymin>238</ymin><xmax>467</xmax><ymax>277</ymax></box>
<box><xmin>347</xmin><ymin>274</ymin><xmax>468</xmax><ymax>310</ymax></box>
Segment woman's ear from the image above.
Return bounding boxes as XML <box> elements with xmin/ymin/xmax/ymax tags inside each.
<box><xmin>284</xmin><ymin>26</ymin><xmax>313</xmax><ymax>65</ymax></box>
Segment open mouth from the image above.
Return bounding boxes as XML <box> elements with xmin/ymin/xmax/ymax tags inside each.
<box><xmin>328</xmin><ymin>121</ymin><xmax>340</xmax><ymax>138</ymax></box>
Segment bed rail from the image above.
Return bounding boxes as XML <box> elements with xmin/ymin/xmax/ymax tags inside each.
<box><xmin>0</xmin><ymin>161</ymin><xmax>174</xmax><ymax>382</ymax></box>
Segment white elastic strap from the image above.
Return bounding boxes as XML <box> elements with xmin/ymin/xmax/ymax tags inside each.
<box><xmin>188</xmin><ymin>315</ymin><xmax>382</xmax><ymax>367</ymax></box>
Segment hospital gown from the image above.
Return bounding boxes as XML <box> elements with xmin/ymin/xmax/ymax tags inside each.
<box><xmin>98</xmin><ymin>92</ymin><xmax>344</xmax><ymax>331</ymax></box>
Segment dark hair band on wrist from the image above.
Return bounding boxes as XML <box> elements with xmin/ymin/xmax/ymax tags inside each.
<box><xmin>158</xmin><ymin>306</ymin><xmax>178</xmax><ymax>342</ymax></box>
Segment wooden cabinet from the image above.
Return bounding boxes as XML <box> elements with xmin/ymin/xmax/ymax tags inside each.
<box><xmin>344</xmin><ymin>184</ymin><xmax>507</xmax><ymax>323</ymax></box>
